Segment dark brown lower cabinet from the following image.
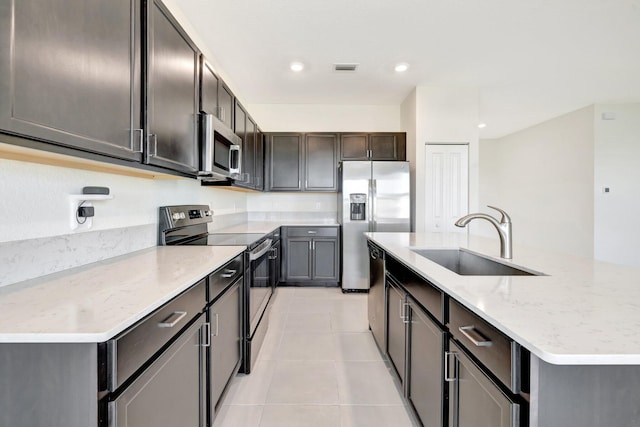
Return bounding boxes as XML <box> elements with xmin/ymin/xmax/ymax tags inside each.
<box><xmin>281</xmin><ymin>226</ymin><xmax>340</xmax><ymax>285</ymax></box>
<box><xmin>408</xmin><ymin>296</ymin><xmax>446</xmax><ymax>427</ymax></box>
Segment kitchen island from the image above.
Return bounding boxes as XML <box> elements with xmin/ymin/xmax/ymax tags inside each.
<box><xmin>366</xmin><ymin>231</ymin><xmax>640</xmax><ymax>427</ymax></box>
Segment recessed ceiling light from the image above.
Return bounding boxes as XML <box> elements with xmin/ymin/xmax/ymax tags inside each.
<box><xmin>478</xmin><ymin>123</ymin><xmax>487</xmax><ymax>129</ymax></box>
<box><xmin>394</xmin><ymin>63</ymin><xmax>409</xmax><ymax>72</ymax></box>
<box><xmin>290</xmin><ymin>62</ymin><xmax>304</xmax><ymax>72</ymax></box>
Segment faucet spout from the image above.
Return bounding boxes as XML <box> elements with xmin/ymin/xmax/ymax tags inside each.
<box><xmin>455</xmin><ymin>206</ymin><xmax>512</xmax><ymax>259</ymax></box>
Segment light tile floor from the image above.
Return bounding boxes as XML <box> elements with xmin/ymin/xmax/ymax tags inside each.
<box><xmin>213</xmin><ymin>287</ymin><xmax>418</xmax><ymax>427</ymax></box>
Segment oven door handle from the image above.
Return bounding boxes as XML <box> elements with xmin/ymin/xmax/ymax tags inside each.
<box><xmin>249</xmin><ymin>239</ymin><xmax>273</xmax><ymax>261</ymax></box>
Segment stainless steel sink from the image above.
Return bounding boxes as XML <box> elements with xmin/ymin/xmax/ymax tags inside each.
<box><xmin>410</xmin><ymin>248</ymin><xmax>543</xmax><ymax>276</ymax></box>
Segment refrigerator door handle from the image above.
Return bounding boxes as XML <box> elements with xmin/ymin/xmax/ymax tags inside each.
<box><xmin>368</xmin><ymin>178</ymin><xmax>374</xmax><ymax>232</ymax></box>
<box><xmin>371</xmin><ymin>178</ymin><xmax>377</xmax><ymax>231</ymax></box>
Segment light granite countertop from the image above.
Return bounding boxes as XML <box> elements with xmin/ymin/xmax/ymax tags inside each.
<box><xmin>366</xmin><ymin>232</ymin><xmax>640</xmax><ymax>366</ymax></box>
<box><xmin>0</xmin><ymin>246</ymin><xmax>245</xmax><ymax>343</ymax></box>
<box><xmin>215</xmin><ymin>220</ymin><xmax>340</xmax><ymax>234</ymax></box>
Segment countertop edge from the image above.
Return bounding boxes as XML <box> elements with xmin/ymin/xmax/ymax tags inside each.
<box><xmin>366</xmin><ymin>232</ymin><xmax>640</xmax><ymax>366</ymax></box>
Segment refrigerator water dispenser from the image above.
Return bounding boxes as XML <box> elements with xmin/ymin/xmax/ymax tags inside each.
<box><xmin>349</xmin><ymin>193</ymin><xmax>367</xmax><ymax>220</ymax></box>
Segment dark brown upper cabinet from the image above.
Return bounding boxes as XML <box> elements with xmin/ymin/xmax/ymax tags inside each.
<box><xmin>340</xmin><ymin>132</ymin><xmax>406</xmax><ymax>161</ymax></box>
<box><xmin>305</xmin><ymin>134</ymin><xmax>338</xmax><ymax>191</ymax></box>
<box><xmin>255</xmin><ymin>128</ymin><xmax>265</xmax><ymax>191</ymax></box>
<box><xmin>267</xmin><ymin>133</ymin><xmax>304</xmax><ymax>191</ymax></box>
<box><xmin>144</xmin><ymin>0</ymin><xmax>200</xmax><ymax>175</ymax></box>
<box><xmin>233</xmin><ymin>101</ymin><xmax>249</xmax><ymax>189</ymax></box>
<box><xmin>0</xmin><ymin>0</ymin><xmax>143</xmax><ymax>162</ymax></box>
<box><xmin>201</xmin><ymin>57</ymin><xmax>234</xmax><ymax>130</ymax></box>
<box><xmin>266</xmin><ymin>133</ymin><xmax>337</xmax><ymax>192</ymax></box>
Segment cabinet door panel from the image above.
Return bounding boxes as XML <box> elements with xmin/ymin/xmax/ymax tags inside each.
<box><xmin>201</xmin><ymin>59</ymin><xmax>219</xmax><ymax>115</ymax></box>
<box><xmin>210</xmin><ymin>281</ymin><xmax>241</xmax><ymax>410</ymax></box>
<box><xmin>387</xmin><ymin>280</ymin><xmax>406</xmax><ymax>384</ymax></box>
<box><xmin>243</xmin><ymin>116</ymin><xmax>257</xmax><ymax>188</ymax></box>
<box><xmin>268</xmin><ymin>134</ymin><xmax>303</xmax><ymax>191</ymax></box>
<box><xmin>218</xmin><ymin>81</ymin><xmax>234</xmax><ymax>129</ymax></box>
<box><xmin>312</xmin><ymin>238</ymin><xmax>339</xmax><ymax>281</ymax></box>
<box><xmin>146</xmin><ymin>0</ymin><xmax>199</xmax><ymax>174</ymax></box>
<box><xmin>305</xmin><ymin>134</ymin><xmax>338</xmax><ymax>191</ymax></box>
<box><xmin>255</xmin><ymin>129</ymin><xmax>265</xmax><ymax>190</ymax></box>
<box><xmin>0</xmin><ymin>0</ymin><xmax>142</xmax><ymax>160</ymax></box>
<box><xmin>449</xmin><ymin>340</ymin><xmax>519</xmax><ymax>427</ymax></box>
<box><xmin>340</xmin><ymin>134</ymin><xmax>369</xmax><ymax>160</ymax></box>
<box><xmin>233</xmin><ymin>102</ymin><xmax>248</xmax><ymax>187</ymax></box>
<box><xmin>409</xmin><ymin>300</ymin><xmax>446</xmax><ymax>427</ymax></box>
<box><xmin>285</xmin><ymin>238</ymin><xmax>312</xmax><ymax>280</ymax></box>
<box><xmin>369</xmin><ymin>134</ymin><xmax>398</xmax><ymax>160</ymax></box>
<box><xmin>111</xmin><ymin>317</ymin><xmax>205</xmax><ymax>427</ymax></box>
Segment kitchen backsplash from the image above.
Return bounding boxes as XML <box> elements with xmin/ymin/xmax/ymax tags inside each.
<box><xmin>248</xmin><ymin>211</ymin><xmax>337</xmax><ymax>223</ymax></box>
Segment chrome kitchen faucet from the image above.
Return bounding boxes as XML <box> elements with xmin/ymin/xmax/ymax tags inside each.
<box><xmin>455</xmin><ymin>206</ymin><xmax>513</xmax><ymax>259</ymax></box>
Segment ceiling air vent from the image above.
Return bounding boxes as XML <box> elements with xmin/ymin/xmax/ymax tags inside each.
<box><xmin>334</xmin><ymin>63</ymin><xmax>359</xmax><ymax>72</ymax></box>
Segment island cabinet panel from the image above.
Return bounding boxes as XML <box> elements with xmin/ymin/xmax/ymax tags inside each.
<box><xmin>408</xmin><ymin>296</ymin><xmax>447</xmax><ymax>427</ymax></box>
<box><xmin>145</xmin><ymin>0</ymin><xmax>200</xmax><ymax>175</ymax></box>
<box><xmin>385</xmin><ymin>267</ymin><xmax>447</xmax><ymax>427</ymax></box>
<box><xmin>0</xmin><ymin>0</ymin><xmax>143</xmax><ymax>161</ymax></box>
<box><xmin>386</xmin><ymin>277</ymin><xmax>407</xmax><ymax>384</ymax></box>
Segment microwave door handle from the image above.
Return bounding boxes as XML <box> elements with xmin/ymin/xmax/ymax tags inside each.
<box><xmin>229</xmin><ymin>144</ymin><xmax>241</xmax><ymax>175</ymax></box>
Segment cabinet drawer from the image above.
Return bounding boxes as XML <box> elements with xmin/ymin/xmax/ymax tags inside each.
<box><xmin>284</xmin><ymin>226</ymin><xmax>338</xmax><ymax>237</ymax></box>
<box><xmin>209</xmin><ymin>254</ymin><xmax>243</xmax><ymax>303</ymax></box>
<box><xmin>448</xmin><ymin>299</ymin><xmax>521</xmax><ymax>394</ymax></box>
<box><xmin>108</xmin><ymin>279</ymin><xmax>206</xmax><ymax>390</ymax></box>
<box><xmin>386</xmin><ymin>256</ymin><xmax>444</xmax><ymax>325</ymax></box>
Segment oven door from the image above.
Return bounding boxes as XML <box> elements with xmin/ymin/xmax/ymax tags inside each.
<box><xmin>248</xmin><ymin>238</ymin><xmax>273</xmax><ymax>336</ymax></box>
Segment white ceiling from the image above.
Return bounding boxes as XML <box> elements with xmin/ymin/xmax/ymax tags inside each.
<box><xmin>175</xmin><ymin>0</ymin><xmax>640</xmax><ymax>138</ymax></box>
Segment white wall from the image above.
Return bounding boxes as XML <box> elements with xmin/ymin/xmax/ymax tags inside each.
<box><xmin>0</xmin><ymin>155</ymin><xmax>247</xmax><ymax>243</ymax></box>
<box><xmin>409</xmin><ymin>87</ymin><xmax>480</xmax><ymax>232</ymax></box>
<box><xmin>401</xmin><ymin>89</ymin><xmax>417</xmax><ymax>231</ymax></box>
<box><xmin>247</xmin><ymin>104</ymin><xmax>400</xmax><ymax>132</ymax></box>
<box><xmin>478</xmin><ymin>106</ymin><xmax>595</xmax><ymax>257</ymax></box>
<box><xmin>594</xmin><ymin>103</ymin><xmax>640</xmax><ymax>267</ymax></box>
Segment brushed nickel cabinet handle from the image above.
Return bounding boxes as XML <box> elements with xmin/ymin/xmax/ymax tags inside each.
<box><xmin>459</xmin><ymin>326</ymin><xmax>493</xmax><ymax>347</ymax></box>
<box><xmin>221</xmin><ymin>269</ymin><xmax>237</xmax><ymax>278</ymax></box>
<box><xmin>158</xmin><ymin>311</ymin><xmax>187</xmax><ymax>328</ymax></box>
<box><xmin>201</xmin><ymin>322</ymin><xmax>211</xmax><ymax>347</ymax></box>
<box><xmin>445</xmin><ymin>351</ymin><xmax>457</xmax><ymax>382</ymax></box>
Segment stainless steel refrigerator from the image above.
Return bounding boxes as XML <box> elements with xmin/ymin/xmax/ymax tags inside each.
<box><xmin>339</xmin><ymin>161</ymin><xmax>411</xmax><ymax>291</ymax></box>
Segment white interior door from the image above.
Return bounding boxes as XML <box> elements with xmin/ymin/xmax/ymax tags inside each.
<box><xmin>425</xmin><ymin>144</ymin><xmax>469</xmax><ymax>233</ymax></box>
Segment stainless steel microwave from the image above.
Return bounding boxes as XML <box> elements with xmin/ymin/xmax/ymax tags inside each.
<box><xmin>199</xmin><ymin>113</ymin><xmax>242</xmax><ymax>181</ymax></box>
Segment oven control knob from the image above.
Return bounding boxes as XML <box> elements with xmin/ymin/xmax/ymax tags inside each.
<box><xmin>172</xmin><ymin>212</ymin><xmax>182</xmax><ymax>221</ymax></box>
<box><xmin>179</xmin><ymin>212</ymin><xmax>186</xmax><ymax>219</ymax></box>
<box><xmin>204</xmin><ymin>210</ymin><xmax>213</xmax><ymax>217</ymax></box>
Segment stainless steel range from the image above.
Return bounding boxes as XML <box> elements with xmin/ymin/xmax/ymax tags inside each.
<box><xmin>158</xmin><ymin>205</ymin><xmax>277</xmax><ymax>374</ymax></box>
